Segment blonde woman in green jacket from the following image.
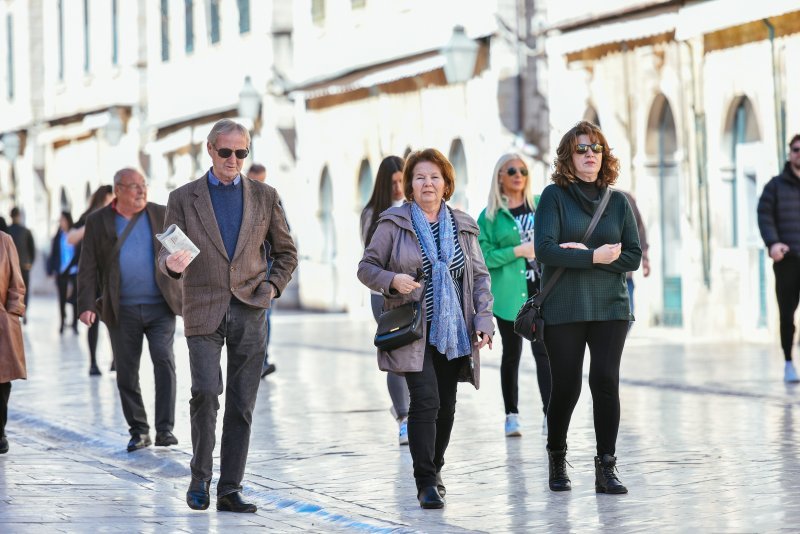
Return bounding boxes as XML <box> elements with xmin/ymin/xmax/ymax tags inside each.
<box><xmin>477</xmin><ymin>153</ymin><xmax>551</xmax><ymax>438</ymax></box>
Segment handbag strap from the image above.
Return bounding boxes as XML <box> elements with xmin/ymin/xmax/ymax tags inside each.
<box><xmin>110</xmin><ymin>209</ymin><xmax>144</xmax><ymax>259</ymax></box>
<box><xmin>533</xmin><ymin>187</ymin><xmax>612</xmax><ymax>307</ymax></box>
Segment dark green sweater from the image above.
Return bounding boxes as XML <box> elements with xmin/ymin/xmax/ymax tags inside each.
<box><xmin>533</xmin><ymin>182</ymin><xmax>641</xmax><ymax>325</ymax></box>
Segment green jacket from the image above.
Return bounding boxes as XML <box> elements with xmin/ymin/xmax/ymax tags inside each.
<box><xmin>533</xmin><ymin>183</ymin><xmax>641</xmax><ymax>325</ymax></box>
<box><xmin>477</xmin><ymin>204</ymin><xmax>531</xmax><ymax>322</ymax></box>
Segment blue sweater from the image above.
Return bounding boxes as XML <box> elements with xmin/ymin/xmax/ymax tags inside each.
<box><xmin>117</xmin><ymin>213</ymin><xmax>163</xmax><ymax>306</ymax></box>
<box><xmin>207</xmin><ymin>172</ymin><xmax>243</xmax><ymax>260</ymax></box>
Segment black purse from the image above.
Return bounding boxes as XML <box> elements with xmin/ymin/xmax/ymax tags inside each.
<box><xmin>514</xmin><ymin>188</ymin><xmax>611</xmax><ymax>342</ymax></box>
<box><xmin>374</xmin><ymin>269</ymin><xmax>427</xmax><ymax>351</ymax></box>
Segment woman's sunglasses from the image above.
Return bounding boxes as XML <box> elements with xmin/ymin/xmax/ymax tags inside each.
<box><xmin>214</xmin><ymin>147</ymin><xmax>250</xmax><ymax>159</ymax></box>
<box><xmin>504</xmin><ymin>166</ymin><xmax>528</xmax><ymax>177</ymax></box>
<box><xmin>575</xmin><ymin>143</ymin><xmax>604</xmax><ymax>154</ymax></box>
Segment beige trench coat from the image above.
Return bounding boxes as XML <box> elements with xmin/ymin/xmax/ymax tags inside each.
<box><xmin>0</xmin><ymin>232</ymin><xmax>27</xmax><ymax>383</ymax></box>
<box><xmin>357</xmin><ymin>203</ymin><xmax>494</xmax><ymax>389</ymax></box>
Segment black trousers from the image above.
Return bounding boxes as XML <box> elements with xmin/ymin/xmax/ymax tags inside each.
<box><xmin>404</xmin><ymin>341</ymin><xmax>462</xmax><ymax>491</ymax></box>
<box><xmin>495</xmin><ymin>316</ymin><xmax>551</xmax><ymax>415</ymax></box>
<box><xmin>0</xmin><ymin>382</ymin><xmax>10</xmax><ymax>437</ymax></box>
<box><xmin>56</xmin><ymin>272</ymin><xmax>78</xmax><ymax>329</ymax></box>
<box><xmin>544</xmin><ymin>321</ymin><xmax>629</xmax><ymax>456</ymax></box>
<box><xmin>774</xmin><ymin>256</ymin><xmax>800</xmax><ymax>361</ymax></box>
<box><xmin>20</xmin><ymin>269</ymin><xmax>30</xmax><ymax>313</ymax></box>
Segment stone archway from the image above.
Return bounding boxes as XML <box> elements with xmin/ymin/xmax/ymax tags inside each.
<box><xmin>356</xmin><ymin>158</ymin><xmax>372</xmax><ymax>209</ymax></box>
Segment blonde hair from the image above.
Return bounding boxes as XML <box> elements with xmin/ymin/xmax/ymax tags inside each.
<box><xmin>485</xmin><ymin>153</ymin><xmax>534</xmax><ymax>220</ymax></box>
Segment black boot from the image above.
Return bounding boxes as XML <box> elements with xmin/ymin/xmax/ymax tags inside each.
<box><xmin>594</xmin><ymin>454</ymin><xmax>628</xmax><ymax>494</ymax></box>
<box><xmin>547</xmin><ymin>446</ymin><xmax>571</xmax><ymax>491</ymax></box>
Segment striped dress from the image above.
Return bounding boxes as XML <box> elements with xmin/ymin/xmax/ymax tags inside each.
<box><xmin>417</xmin><ymin>211</ymin><xmax>466</xmax><ymax>322</ymax></box>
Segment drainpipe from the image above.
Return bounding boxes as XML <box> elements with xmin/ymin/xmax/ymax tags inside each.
<box><xmin>684</xmin><ymin>39</ymin><xmax>711</xmax><ymax>288</ymax></box>
<box><xmin>764</xmin><ymin>19</ymin><xmax>786</xmax><ymax>167</ymax></box>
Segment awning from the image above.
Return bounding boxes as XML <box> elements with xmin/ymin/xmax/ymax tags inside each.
<box><xmin>675</xmin><ymin>0</ymin><xmax>800</xmax><ymax>41</ymax></box>
<box><xmin>547</xmin><ymin>11</ymin><xmax>678</xmax><ymax>56</ymax></box>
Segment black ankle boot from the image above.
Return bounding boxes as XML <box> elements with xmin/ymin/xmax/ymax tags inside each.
<box><xmin>594</xmin><ymin>454</ymin><xmax>628</xmax><ymax>494</ymax></box>
<box><xmin>547</xmin><ymin>446</ymin><xmax>571</xmax><ymax>491</ymax></box>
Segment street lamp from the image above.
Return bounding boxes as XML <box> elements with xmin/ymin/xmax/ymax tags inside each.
<box><xmin>104</xmin><ymin>107</ymin><xmax>124</xmax><ymax>146</ymax></box>
<box><xmin>238</xmin><ymin>75</ymin><xmax>261</xmax><ymax>158</ymax></box>
<box><xmin>2</xmin><ymin>132</ymin><xmax>20</xmax><ymax>161</ymax></box>
<box><xmin>441</xmin><ymin>25</ymin><xmax>479</xmax><ymax>84</ymax></box>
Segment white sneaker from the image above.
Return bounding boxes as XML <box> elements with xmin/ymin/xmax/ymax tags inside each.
<box><xmin>398</xmin><ymin>417</ymin><xmax>409</xmax><ymax>446</ymax></box>
<box><xmin>542</xmin><ymin>415</ymin><xmax>548</xmax><ymax>436</ymax></box>
<box><xmin>785</xmin><ymin>362</ymin><xmax>800</xmax><ymax>383</ymax></box>
<box><xmin>505</xmin><ymin>414</ymin><xmax>522</xmax><ymax>437</ymax></box>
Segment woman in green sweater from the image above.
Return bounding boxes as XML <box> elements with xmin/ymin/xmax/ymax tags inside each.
<box><xmin>478</xmin><ymin>153</ymin><xmax>550</xmax><ymax>438</ymax></box>
<box><xmin>534</xmin><ymin>121</ymin><xmax>641</xmax><ymax>495</ymax></box>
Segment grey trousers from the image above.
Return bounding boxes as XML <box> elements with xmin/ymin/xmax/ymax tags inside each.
<box><xmin>106</xmin><ymin>302</ymin><xmax>177</xmax><ymax>436</ymax></box>
<box><xmin>186</xmin><ymin>300</ymin><xmax>266</xmax><ymax>497</ymax></box>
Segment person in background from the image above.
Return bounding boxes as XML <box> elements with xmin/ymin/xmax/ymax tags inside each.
<box><xmin>358</xmin><ymin>148</ymin><xmax>493</xmax><ymax>509</ymax></box>
<box><xmin>48</xmin><ymin>211</ymin><xmax>79</xmax><ymax>334</ymax></box>
<box><xmin>619</xmin><ymin>191</ymin><xmax>650</xmax><ymax>316</ymax></box>
<box><xmin>534</xmin><ymin>120</ymin><xmax>641</xmax><ymax>495</ymax></box>
<box><xmin>7</xmin><ymin>207</ymin><xmax>35</xmax><ymax>324</ymax></box>
<box><xmin>0</xmin><ymin>217</ymin><xmax>7</xmax><ymax>232</ymax></box>
<box><xmin>478</xmin><ymin>153</ymin><xmax>551</xmax><ymax>438</ymax></box>
<box><xmin>0</xmin><ymin>229</ymin><xmax>27</xmax><ymax>454</ymax></box>
<box><xmin>247</xmin><ymin>163</ymin><xmax>278</xmax><ymax>378</ymax></box>
<box><xmin>360</xmin><ymin>155</ymin><xmax>411</xmax><ymax>446</ymax></box>
<box><xmin>757</xmin><ymin>133</ymin><xmax>800</xmax><ymax>383</ymax></box>
<box><xmin>69</xmin><ymin>185</ymin><xmax>114</xmax><ymax>376</ymax></box>
<box><xmin>77</xmin><ymin>169</ymin><xmax>182</xmax><ymax>452</ymax></box>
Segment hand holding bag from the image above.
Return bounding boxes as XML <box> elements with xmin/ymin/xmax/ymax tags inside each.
<box><xmin>514</xmin><ymin>188</ymin><xmax>611</xmax><ymax>342</ymax></box>
<box><xmin>374</xmin><ymin>269</ymin><xmax>427</xmax><ymax>351</ymax></box>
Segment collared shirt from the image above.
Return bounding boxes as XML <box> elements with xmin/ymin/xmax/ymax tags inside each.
<box><xmin>207</xmin><ymin>168</ymin><xmax>242</xmax><ymax>186</ymax></box>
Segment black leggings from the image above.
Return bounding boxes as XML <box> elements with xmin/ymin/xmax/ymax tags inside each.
<box><xmin>544</xmin><ymin>321</ymin><xmax>629</xmax><ymax>456</ymax></box>
<box><xmin>56</xmin><ymin>273</ymin><xmax>78</xmax><ymax>329</ymax></box>
<box><xmin>0</xmin><ymin>382</ymin><xmax>10</xmax><ymax>437</ymax></box>
<box><xmin>774</xmin><ymin>256</ymin><xmax>800</xmax><ymax>361</ymax></box>
<box><xmin>495</xmin><ymin>316</ymin><xmax>551</xmax><ymax>415</ymax></box>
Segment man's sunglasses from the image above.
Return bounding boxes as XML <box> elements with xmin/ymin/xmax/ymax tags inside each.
<box><xmin>791</xmin><ymin>146</ymin><xmax>800</xmax><ymax>153</ymax></box>
<box><xmin>214</xmin><ymin>147</ymin><xmax>250</xmax><ymax>159</ymax></box>
<box><xmin>575</xmin><ymin>143</ymin><xmax>604</xmax><ymax>154</ymax></box>
<box><xmin>504</xmin><ymin>166</ymin><xmax>528</xmax><ymax>177</ymax></box>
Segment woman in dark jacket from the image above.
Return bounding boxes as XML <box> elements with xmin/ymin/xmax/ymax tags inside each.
<box><xmin>358</xmin><ymin>148</ymin><xmax>494</xmax><ymax>509</ymax></box>
<box><xmin>534</xmin><ymin>121</ymin><xmax>641</xmax><ymax>494</ymax></box>
<box><xmin>48</xmin><ymin>211</ymin><xmax>78</xmax><ymax>334</ymax></box>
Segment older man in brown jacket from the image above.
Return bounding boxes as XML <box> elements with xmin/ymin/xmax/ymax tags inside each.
<box><xmin>159</xmin><ymin>119</ymin><xmax>297</xmax><ymax>514</ymax></box>
<box><xmin>77</xmin><ymin>168</ymin><xmax>182</xmax><ymax>453</ymax></box>
<box><xmin>0</xmin><ymin>231</ymin><xmax>26</xmax><ymax>454</ymax></box>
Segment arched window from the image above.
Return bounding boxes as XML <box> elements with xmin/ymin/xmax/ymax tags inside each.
<box><xmin>448</xmin><ymin>139</ymin><xmax>468</xmax><ymax>211</ymax></box>
<box><xmin>319</xmin><ymin>167</ymin><xmax>336</xmax><ymax>263</ymax></box>
<box><xmin>357</xmin><ymin>159</ymin><xmax>372</xmax><ymax>209</ymax></box>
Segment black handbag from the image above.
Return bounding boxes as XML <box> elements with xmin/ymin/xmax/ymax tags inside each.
<box><xmin>514</xmin><ymin>188</ymin><xmax>611</xmax><ymax>342</ymax></box>
<box><xmin>374</xmin><ymin>269</ymin><xmax>427</xmax><ymax>351</ymax></box>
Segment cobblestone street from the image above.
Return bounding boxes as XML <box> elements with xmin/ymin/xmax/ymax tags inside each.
<box><xmin>1</xmin><ymin>295</ymin><xmax>799</xmax><ymax>532</ymax></box>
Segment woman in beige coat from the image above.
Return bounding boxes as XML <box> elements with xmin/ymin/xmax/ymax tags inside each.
<box><xmin>358</xmin><ymin>148</ymin><xmax>494</xmax><ymax>509</ymax></box>
<box><xmin>0</xmin><ymin>230</ymin><xmax>27</xmax><ymax>454</ymax></box>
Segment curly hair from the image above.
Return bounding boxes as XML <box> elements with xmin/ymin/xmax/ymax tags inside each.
<box><xmin>551</xmin><ymin>120</ymin><xmax>620</xmax><ymax>188</ymax></box>
<box><xmin>403</xmin><ymin>148</ymin><xmax>456</xmax><ymax>201</ymax></box>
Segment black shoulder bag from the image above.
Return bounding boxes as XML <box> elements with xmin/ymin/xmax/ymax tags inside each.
<box><xmin>374</xmin><ymin>268</ymin><xmax>427</xmax><ymax>351</ymax></box>
<box><xmin>95</xmin><ymin>210</ymin><xmax>144</xmax><ymax>316</ymax></box>
<box><xmin>514</xmin><ymin>187</ymin><xmax>612</xmax><ymax>342</ymax></box>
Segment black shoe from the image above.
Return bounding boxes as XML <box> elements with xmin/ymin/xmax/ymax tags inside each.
<box><xmin>417</xmin><ymin>486</ymin><xmax>445</xmax><ymax>509</ymax></box>
<box><xmin>59</xmin><ymin>322</ymin><xmax>65</xmax><ymax>334</ymax></box>
<box><xmin>72</xmin><ymin>323</ymin><xmax>79</xmax><ymax>334</ymax></box>
<box><xmin>547</xmin><ymin>446</ymin><xmax>572</xmax><ymax>491</ymax></box>
<box><xmin>217</xmin><ymin>492</ymin><xmax>257</xmax><ymax>513</ymax></box>
<box><xmin>109</xmin><ymin>361</ymin><xmax>116</xmax><ymax>372</ymax></box>
<box><xmin>260</xmin><ymin>363</ymin><xmax>276</xmax><ymax>378</ymax></box>
<box><xmin>186</xmin><ymin>478</ymin><xmax>210</xmax><ymax>510</ymax></box>
<box><xmin>89</xmin><ymin>365</ymin><xmax>101</xmax><ymax>376</ymax></box>
<box><xmin>155</xmin><ymin>431</ymin><xmax>178</xmax><ymax>447</ymax></box>
<box><xmin>595</xmin><ymin>454</ymin><xmax>628</xmax><ymax>494</ymax></box>
<box><xmin>0</xmin><ymin>436</ymin><xmax>8</xmax><ymax>454</ymax></box>
<box><xmin>126</xmin><ymin>433</ymin><xmax>152</xmax><ymax>452</ymax></box>
<box><xmin>435</xmin><ymin>472</ymin><xmax>446</xmax><ymax>498</ymax></box>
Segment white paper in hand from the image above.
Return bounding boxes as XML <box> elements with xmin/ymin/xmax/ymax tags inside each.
<box><xmin>156</xmin><ymin>224</ymin><xmax>200</xmax><ymax>264</ymax></box>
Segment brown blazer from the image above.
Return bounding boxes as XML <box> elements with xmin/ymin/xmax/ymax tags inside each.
<box><xmin>77</xmin><ymin>202</ymin><xmax>183</xmax><ymax>327</ymax></box>
<box><xmin>0</xmin><ymin>232</ymin><xmax>27</xmax><ymax>382</ymax></box>
<box><xmin>158</xmin><ymin>173</ymin><xmax>297</xmax><ymax>337</ymax></box>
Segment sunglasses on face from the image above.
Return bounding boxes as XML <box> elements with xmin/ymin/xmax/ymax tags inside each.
<box><xmin>214</xmin><ymin>147</ymin><xmax>250</xmax><ymax>159</ymax></box>
<box><xmin>504</xmin><ymin>166</ymin><xmax>528</xmax><ymax>177</ymax></box>
<box><xmin>575</xmin><ymin>143</ymin><xmax>604</xmax><ymax>154</ymax></box>
<box><xmin>791</xmin><ymin>146</ymin><xmax>800</xmax><ymax>153</ymax></box>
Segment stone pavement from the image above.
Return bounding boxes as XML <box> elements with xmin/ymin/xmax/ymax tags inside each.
<box><xmin>2</xmin><ymin>295</ymin><xmax>800</xmax><ymax>532</ymax></box>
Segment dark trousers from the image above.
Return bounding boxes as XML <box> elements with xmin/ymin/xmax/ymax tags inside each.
<box><xmin>495</xmin><ymin>316</ymin><xmax>551</xmax><ymax>415</ymax></box>
<box><xmin>56</xmin><ymin>273</ymin><xmax>78</xmax><ymax>330</ymax></box>
<box><xmin>774</xmin><ymin>256</ymin><xmax>800</xmax><ymax>361</ymax></box>
<box><xmin>106</xmin><ymin>302</ymin><xmax>177</xmax><ymax>436</ymax></box>
<box><xmin>20</xmin><ymin>269</ymin><xmax>30</xmax><ymax>313</ymax></box>
<box><xmin>0</xmin><ymin>382</ymin><xmax>10</xmax><ymax>436</ymax></box>
<box><xmin>87</xmin><ymin>321</ymin><xmax>99</xmax><ymax>367</ymax></box>
<box><xmin>544</xmin><ymin>321</ymin><xmax>629</xmax><ymax>456</ymax></box>
<box><xmin>186</xmin><ymin>300</ymin><xmax>266</xmax><ymax>497</ymax></box>
<box><xmin>404</xmin><ymin>341</ymin><xmax>461</xmax><ymax>491</ymax></box>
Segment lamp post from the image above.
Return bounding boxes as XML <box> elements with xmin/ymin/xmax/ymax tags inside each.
<box><xmin>2</xmin><ymin>132</ymin><xmax>20</xmax><ymax>203</ymax></box>
<box><xmin>238</xmin><ymin>76</ymin><xmax>262</xmax><ymax>159</ymax></box>
<box><xmin>104</xmin><ymin>107</ymin><xmax>124</xmax><ymax>146</ymax></box>
<box><xmin>441</xmin><ymin>25</ymin><xmax>479</xmax><ymax>84</ymax></box>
